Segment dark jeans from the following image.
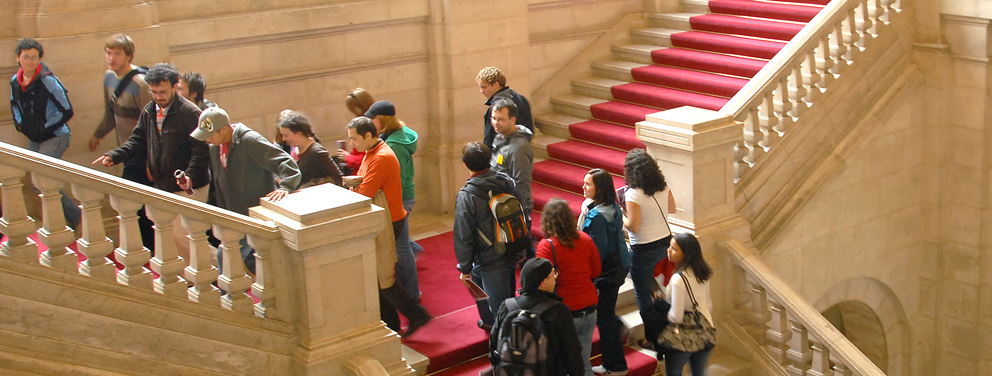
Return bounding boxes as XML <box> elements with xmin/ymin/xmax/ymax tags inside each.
<box><xmin>379</xmin><ymin>282</ymin><xmax>431</xmax><ymax>332</ymax></box>
<box><xmin>473</xmin><ymin>262</ymin><xmax>517</xmax><ymax>326</ymax></box>
<box><xmin>595</xmin><ymin>279</ymin><xmax>628</xmax><ymax>372</ymax></box>
<box><xmin>630</xmin><ymin>236</ymin><xmax>671</xmax><ymax>320</ymax></box>
<box><xmin>664</xmin><ymin>349</ymin><xmax>712</xmax><ymax>376</ymax></box>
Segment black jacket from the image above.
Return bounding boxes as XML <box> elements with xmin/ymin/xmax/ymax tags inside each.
<box><xmin>453</xmin><ymin>170</ymin><xmax>524</xmax><ymax>274</ymax></box>
<box><xmin>107</xmin><ymin>94</ymin><xmax>210</xmax><ymax>193</ymax></box>
<box><xmin>483</xmin><ymin>86</ymin><xmax>533</xmax><ymax>148</ymax></box>
<box><xmin>489</xmin><ymin>289</ymin><xmax>584</xmax><ymax>376</ymax></box>
<box><xmin>9</xmin><ymin>63</ymin><xmax>73</xmax><ymax>143</ymax></box>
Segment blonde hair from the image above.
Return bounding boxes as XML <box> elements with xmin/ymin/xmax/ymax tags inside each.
<box><xmin>104</xmin><ymin>34</ymin><xmax>135</xmax><ymax>58</ymax></box>
<box><xmin>377</xmin><ymin>114</ymin><xmax>406</xmax><ymax>133</ymax></box>
<box><xmin>476</xmin><ymin>67</ymin><xmax>506</xmax><ymax>87</ymax></box>
<box><xmin>346</xmin><ymin>88</ymin><xmax>375</xmax><ymax>117</ymax></box>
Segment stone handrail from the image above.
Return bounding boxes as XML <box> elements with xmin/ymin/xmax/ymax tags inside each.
<box><xmin>720</xmin><ymin>238</ymin><xmax>884</xmax><ymax>376</ymax></box>
<box><xmin>0</xmin><ymin>141</ymin><xmax>282</xmax><ymax>318</ymax></box>
<box><xmin>720</xmin><ymin>0</ymin><xmax>901</xmax><ymax>179</ymax></box>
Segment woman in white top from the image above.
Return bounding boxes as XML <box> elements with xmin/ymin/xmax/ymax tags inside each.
<box><xmin>664</xmin><ymin>233</ymin><xmax>713</xmax><ymax>376</ymax></box>
<box><xmin>621</xmin><ymin>149</ymin><xmax>677</xmax><ymax>323</ymax></box>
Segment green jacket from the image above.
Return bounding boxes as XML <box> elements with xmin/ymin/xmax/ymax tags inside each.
<box><xmin>381</xmin><ymin>126</ymin><xmax>418</xmax><ymax>201</ymax></box>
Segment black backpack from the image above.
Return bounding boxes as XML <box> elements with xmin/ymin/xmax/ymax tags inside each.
<box><xmin>493</xmin><ymin>298</ymin><xmax>555</xmax><ymax>376</ymax></box>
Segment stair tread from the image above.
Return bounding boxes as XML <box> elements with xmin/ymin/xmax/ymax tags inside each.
<box><xmin>671</xmin><ymin>31</ymin><xmax>786</xmax><ymax>59</ymax></box>
<box><xmin>552</xmin><ymin>94</ymin><xmax>610</xmax><ymax>108</ymax></box>
<box><xmin>651</xmin><ymin>48</ymin><xmax>768</xmax><ymax>78</ymax></box>
<box><xmin>536</xmin><ymin>112</ymin><xmax>588</xmax><ymax>126</ymax></box>
<box><xmin>630</xmin><ymin>65</ymin><xmax>749</xmax><ymax>97</ymax></box>
<box><xmin>612</xmin><ymin>82</ymin><xmax>729</xmax><ymax>111</ymax></box>
<box><xmin>533</xmin><ymin>159</ymin><xmax>627</xmax><ymax>196</ymax></box>
<box><xmin>546</xmin><ymin>139</ymin><xmax>629</xmax><ymax>175</ymax></box>
<box><xmin>633</xmin><ymin>27</ymin><xmax>686</xmax><ymax>37</ymax></box>
<box><xmin>590</xmin><ymin>101</ymin><xmax>660</xmax><ymax>127</ymax></box>
<box><xmin>532</xmin><ymin>182</ymin><xmax>585</xmax><ymax>214</ymax></box>
<box><xmin>707</xmin><ymin>0</ymin><xmax>824</xmax><ymax>23</ymax></box>
<box><xmin>690</xmin><ymin>14</ymin><xmax>806</xmax><ymax>41</ymax></box>
<box><xmin>569</xmin><ymin>119</ymin><xmax>645</xmax><ymax>151</ymax></box>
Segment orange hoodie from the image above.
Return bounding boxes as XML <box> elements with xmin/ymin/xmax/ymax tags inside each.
<box><xmin>353</xmin><ymin>140</ymin><xmax>407</xmax><ymax>222</ymax></box>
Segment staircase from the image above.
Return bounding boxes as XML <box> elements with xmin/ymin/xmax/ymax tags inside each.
<box><xmin>531</xmin><ymin>0</ymin><xmax>831</xmax><ymax>232</ymax></box>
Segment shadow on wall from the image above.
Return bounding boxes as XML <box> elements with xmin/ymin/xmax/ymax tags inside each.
<box><xmin>822</xmin><ymin>301</ymin><xmax>888</xmax><ymax>373</ymax></box>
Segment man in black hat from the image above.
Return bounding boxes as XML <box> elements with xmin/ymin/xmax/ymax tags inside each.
<box><xmin>489</xmin><ymin>258</ymin><xmax>584</xmax><ymax>376</ymax></box>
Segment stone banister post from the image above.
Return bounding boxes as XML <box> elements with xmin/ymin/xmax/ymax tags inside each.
<box><xmin>249</xmin><ymin>184</ymin><xmax>414</xmax><ymax>376</ymax></box>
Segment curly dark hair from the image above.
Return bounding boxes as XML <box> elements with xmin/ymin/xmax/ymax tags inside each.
<box><xmin>144</xmin><ymin>63</ymin><xmax>180</xmax><ymax>86</ymax></box>
<box><xmin>15</xmin><ymin>38</ymin><xmax>43</xmax><ymax>58</ymax></box>
<box><xmin>540</xmin><ymin>198</ymin><xmax>579</xmax><ymax>248</ymax></box>
<box><xmin>674</xmin><ymin>233</ymin><xmax>711</xmax><ymax>282</ymax></box>
<box><xmin>623</xmin><ymin>149</ymin><xmax>667</xmax><ymax>196</ymax></box>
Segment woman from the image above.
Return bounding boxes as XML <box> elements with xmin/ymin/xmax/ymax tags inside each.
<box><xmin>537</xmin><ymin>198</ymin><xmax>601</xmax><ymax>376</ymax></box>
<box><xmin>621</xmin><ymin>149</ymin><xmax>677</xmax><ymax>332</ymax></box>
<box><xmin>663</xmin><ymin>233</ymin><xmax>713</xmax><ymax>376</ymax></box>
<box><xmin>338</xmin><ymin>88</ymin><xmax>375</xmax><ymax>173</ymax></box>
<box><xmin>364</xmin><ymin>100</ymin><xmax>424</xmax><ymax>256</ymax></box>
<box><xmin>277</xmin><ymin>110</ymin><xmax>342</xmax><ymax>188</ymax></box>
<box><xmin>578</xmin><ymin>169</ymin><xmax>630</xmax><ymax>376</ymax></box>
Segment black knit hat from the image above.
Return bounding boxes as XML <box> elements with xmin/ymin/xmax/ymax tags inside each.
<box><xmin>520</xmin><ymin>258</ymin><xmax>554</xmax><ymax>291</ymax></box>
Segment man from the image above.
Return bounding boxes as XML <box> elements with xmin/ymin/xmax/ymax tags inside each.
<box><xmin>477</xmin><ymin>66</ymin><xmax>532</xmax><ymax>148</ymax></box>
<box><xmin>489</xmin><ymin>258</ymin><xmax>584</xmax><ymax>376</ymax></box>
<box><xmin>341</xmin><ymin>117</ymin><xmax>419</xmax><ymax>300</ymax></box>
<box><xmin>9</xmin><ymin>38</ymin><xmax>80</xmax><ymax>228</ymax></box>
<box><xmin>186</xmin><ymin>107</ymin><xmax>300</xmax><ymax>274</ymax></box>
<box><xmin>454</xmin><ymin>142</ymin><xmax>523</xmax><ymax>332</ymax></box>
<box><xmin>92</xmin><ymin>63</ymin><xmax>211</xmax><ymax>262</ymax></box>
<box><xmin>177</xmin><ymin>71</ymin><xmax>216</xmax><ymax>110</ymax></box>
<box><xmin>489</xmin><ymin>98</ymin><xmax>535</xmax><ymax>261</ymax></box>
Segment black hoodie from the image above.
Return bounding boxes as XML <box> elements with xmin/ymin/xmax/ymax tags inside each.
<box><xmin>453</xmin><ymin>170</ymin><xmax>524</xmax><ymax>274</ymax></box>
<box><xmin>9</xmin><ymin>62</ymin><xmax>74</xmax><ymax>143</ymax></box>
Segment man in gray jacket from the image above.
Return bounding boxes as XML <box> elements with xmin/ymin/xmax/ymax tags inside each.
<box><xmin>186</xmin><ymin>107</ymin><xmax>300</xmax><ymax>274</ymax></box>
<box><xmin>455</xmin><ymin>142</ymin><xmax>524</xmax><ymax>332</ymax></box>
<box><xmin>489</xmin><ymin>98</ymin><xmax>535</xmax><ymax>261</ymax></box>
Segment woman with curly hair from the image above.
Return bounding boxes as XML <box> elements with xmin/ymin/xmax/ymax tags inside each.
<box><xmin>537</xmin><ymin>198</ymin><xmax>601</xmax><ymax>376</ymax></box>
<box><xmin>621</xmin><ymin>149</ymin><xmax>676</xmax><ymax>337</ymax></box>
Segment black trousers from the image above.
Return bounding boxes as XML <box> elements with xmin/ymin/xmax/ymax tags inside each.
<box><xmin>379</xmin><ymin>283</ymin><xmax>430</xmax><ymax>332</ymax></box>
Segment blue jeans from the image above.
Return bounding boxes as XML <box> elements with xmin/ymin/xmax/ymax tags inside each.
<box><xmin>472</xmin><ymin>262</ymin><xmax>517</xmax><ymax>326</ymax></box>
<box><xmin>596</xmin><ymin>279</ymin><xmax>628</xmax><ymax>372</ymax></box>
<box><xmin>664</xmin><ymin>349</ymin><xmax>712</xmax><ymax>376</ymax></box>
<box><xmin>29</xmin><ymin>132</ymin><xmax>81</xmax><ymax>228</ymax></box>
<box><xmin>573</xmin><ymin>308</ymin><xmax>598</xmax><ymax>376</ymax></box>
<box><xmin>403</xmin><ymin>199</ymin><xmax>423</xmax><ymax>256</ymax></box>
<box><xmin>630</xmin><ymin>236</ymin><xmax>671</xmax><ymax>322</ymax></box>
<box><xmin>216</xmin><ymin>237</ymin><xmax>255</xmax><ymax>275</ymax></box>
<box><xmin>393</xmin><ymin>215</ymin><xmax>419</xmax><ymax>300</ymax></box>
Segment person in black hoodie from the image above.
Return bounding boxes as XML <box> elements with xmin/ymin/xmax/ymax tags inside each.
<box><xmin>477</xmin><ymin>66</ymin><xmax>532</xmax><ymax>148</ymax></box>
<box><xmin>454</xmin><ymin>142</ymin><xmax>524</xmax><ymax>332</ymax></box>
<box><xmin>9</xmin><ymin>38</ymin><xmax>80</xmax><ymax>228</ymax></box>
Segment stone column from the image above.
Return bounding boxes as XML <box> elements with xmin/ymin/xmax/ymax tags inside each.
<box><xmin>636</xmin><ymin>105</ymin><xmax>748</xmax><ymax>322</ymax></box>
<box><xmin>249</xmin><ymin>184</ymin><xmax>414</xmax><ymax>376</ymax></box>
<box><xmin>421</xmin><ymin>0</ymin><xmax>530</xmax><ymax>213</ymax></box>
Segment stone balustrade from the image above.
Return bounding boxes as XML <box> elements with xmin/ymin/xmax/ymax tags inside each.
<box><xmin>0</xmin><ymin>141</ymin><xmax>282</xmax><ymax>317</ymax></box>
<box><xmin>721</xmin><ymin>238</ymin><xmax>884</xmax><ymax>376</ymax></box>
<box><xmin>720</xmin><ymin>0</ymin><xmax>903</xmax><ymax>179</ymax></box>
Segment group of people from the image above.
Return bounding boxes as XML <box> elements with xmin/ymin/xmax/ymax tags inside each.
<box><xmin>10</xmin><ymin>34</ymin><xmax>715</xmax><ymax>374</ymax></box>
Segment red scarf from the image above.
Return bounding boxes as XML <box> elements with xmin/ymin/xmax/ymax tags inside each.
<box><xmin>16</xmin><ymin>65</ymin><xmax>42</xmax><ymax>91</ymax></box>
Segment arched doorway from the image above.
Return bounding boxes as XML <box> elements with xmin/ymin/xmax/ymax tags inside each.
<box><xmin>822</xmin><ymin>301</ymin><xmax>888</xmax><ymax>373</ymax></box>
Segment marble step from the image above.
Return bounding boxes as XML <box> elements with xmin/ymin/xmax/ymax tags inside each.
<box><xmin>630</xmin><ymin>27</ymin><xmax>681</xmax><ymax>46</ymax></box>
<box><xmin>531</xmin><ymin>134</ymin><xmax>567</xmax><ymax>160</ymax></box>
<box><xmin>535</xmin><ymin>112</ymin><xmax>587</xmax><ymax>140</ymax></box>
<box><xmin>612</xmin><ymin>43</ymin><xmax>664</xmax><ymax>65</ymax></box>
<box><xmin>682</xmin><ymin>0</ymin><xmax>712</xmax><ymax>14</ymax></box>
<box><xmin>550</xmin><ymin>94</ymin><xmax>607</xmax><ymax>119</ymax></box>
<box><xmin>647</xmin><ymin>12</ymin><xmax>699</xmax><ymax>30</ymax></box>
<box><xmin>591</xmin><ymin>59</ymin><xmax>645</xmax><ymax>82</ymax></box>
<box><xmin>572</xmin><ymin>77</ymin><xmax>627</xmax><ymax>101</ymax></box>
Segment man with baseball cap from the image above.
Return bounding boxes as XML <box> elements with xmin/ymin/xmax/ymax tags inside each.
<box><xmin>489</xmin><ymin>258</ymin><xmax>584</xmax><ymax>376</ymax></box>
<box><xmin>184</xmin><ymin>106</ymin><xmax>300</xmax><ymax>274</ymax></box>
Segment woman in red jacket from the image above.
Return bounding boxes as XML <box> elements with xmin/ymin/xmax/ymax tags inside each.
<box><xmin>537</xmin><ymin>198</ymin><xmax>602</xmax><ymax>376</ymax></box>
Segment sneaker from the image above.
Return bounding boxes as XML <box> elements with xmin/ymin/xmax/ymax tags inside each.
<box><xmin>403</xmin><ymin>316</ymin><xmax>432</xmax><ymax>338</ymax></box>
<box><xmin>591</xmin><ymin>365</ymin><xmax>628</xmax><ymax>375</ymax></box>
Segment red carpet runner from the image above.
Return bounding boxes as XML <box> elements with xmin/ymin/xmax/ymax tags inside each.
<box><xmin>531</xmin><ymin>0</ymin><xmax>829</xmax><ymax>232</ymax></box>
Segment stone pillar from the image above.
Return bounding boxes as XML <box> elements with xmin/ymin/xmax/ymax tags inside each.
<box><xmin>249</xmin><ymin>184</ymin><xmax>414</xmax><ymax>376</ymax></box>
<box><xmin>421</xmin><ymin>0</ymin><xmax>530</xmax><ymax>213</ymax></box>
<box><xmin>636</xmin><ymin>106</ymin><xmax>749</xmax><ymax>323</ymax></box>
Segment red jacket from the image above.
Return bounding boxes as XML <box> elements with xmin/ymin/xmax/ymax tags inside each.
<box><xmin>353</xmin><ymin>141</ymin><xmax>406</xmax><ymax>222</ymax></box>
<box><xmin>537</xmin><ymin>232</ymin><xmax>601</xmax><ymax>312</ymax></box>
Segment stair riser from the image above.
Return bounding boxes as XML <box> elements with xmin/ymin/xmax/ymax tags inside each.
<box><xmin>612</xmin><ymin>46</ymin><xmax>655</xmax><ymax>64</ymax></box>
<box><xmin>550</xmin><ymin>100</ymin><xmax>593</xmax><ymax>119</ymax></box>
<box><xmin>572</xmin><ymin>81</ymin><xmax>616</xmax><ymax>101</ymax></box>
<box><xmin>631</xmin><ymin>30</ymin><xmax>673</xmax><ymax>46</ymax></box>
<box><xmin>649</xmin><ymin>15</ymin><xmax>692</xmax><ymax>30</ymax></box>
<box><xmin>592</xmin><ymin>64</ymin><xmax>634</xmax><ymax>82</ymax></box>
<box><xmin>535</xmin><ymin>118</ymin><xmax>573</xmax><ymax>140</ymax></box>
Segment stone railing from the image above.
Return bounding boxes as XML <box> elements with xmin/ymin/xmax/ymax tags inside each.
<box><xmin>721</xmin><ymin>0</ymin><xmax>902</xmax><ymax>179</ymax></box>
<box><xmin>721</xmin><ymin>238</ymin><xmax>884</xmax><ymax>376</ymax></box>
<box><xmin>0</xmin><ymin>142</ymin><xmax>283</xmax><ymax>318</ymax></box>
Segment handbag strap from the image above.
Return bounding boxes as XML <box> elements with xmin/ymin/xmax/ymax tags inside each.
<box><xmin>546</xmin><ymin>238</ymin><xmax>559</xmax><ymax>270</ymax></box>
<box><xmin>678</xmin><ymin>272</ymin><xmax>701</xmax><ymax>310</ymax></box>
<box><xmin>651</xmin><ymin>194</ymin><xmax>672</xmax><ymax>236</ymax></box>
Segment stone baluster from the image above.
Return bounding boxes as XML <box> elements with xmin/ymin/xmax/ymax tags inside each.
<box><xmin>831</xmin><ymin>21</ymin><xmax>848</xmax><ymax>70</ymax></box>
<box><xmin>109</xmin><ymin>196</ymin><xmax>153</xmax><ymax>289</ymax></box>
<box><xmin>831</xmin><ymin>355</ymin><xmax>853</xmax><ymax>376</ymax></box>
<box><xmin>743</xmin><ymin>107</ymin><xmax>764</xmax><ymax>165</ymax></box>
<box><xmin>144</xmin><ymin>206</ymin><xmax>188</xmax><ymax>297</ymax></box>
<box><xmin>31</xmin><ymin>174</ymin><xmax>77</xmax><ymax>271</ymax></box>
<box><xmin>71</xmin><ymin>185</ymin><xmax>116</xmax><ymax>280</ymax></box>
<box><xmin>847</xmin><ymin>3</ymin><xmax>863</xmax><ymax>51</ymax></box>
<box><xmin>765</xmin><ymin>300</ymin><xmax>792</xmax><ymax>364</ymax></box>
<box><xmin>777</xmin><ymin>75</ymin><xmax>793</xmax><ymax>123</ymax></box>
<box><xmin>877</xmin><ymin>0</ymin><xmax>890</xmax><ymax>25</ymax></box>
<box><xmin>248</xmin><ymin>234</ymin><xmax>276</xmax><ymax>318</ymax></box>
<box><xmin>731</xmin><ymin>264</ymin><xmax>752</xmax><ymax>324</ymax></box>
<box><xmin>789</xmin><ymin>65</ymin><xmax>808</xmax><ymax>118</ymax></box>
<box><xmin>809</xmin><ymin>339</ymin><xmax>833</xmax><ymax>376</ymax></box>
<box><xmin>806</xmin><ymin>50</ymin><xmax>824</xmax><ymax>98</ymax></box>
<box><xmin>786</xmin><ymin>316</ymin><xmax>813</xmax><ymax>376</ymax></box>
<box><xmin>0</xmin><ymin>166</ymin><xmax>38</xmax><ymax>262</ymax></box>
<box><xmin>746</xmin><ymin>279</ymin><xmax>771</xmax><ymax>344</ymax></box>
<box><xmin>735</xmin><ymin>139</ymin><xmax>751</xmax><ymax>179</ymax></box>
<box><xmin>859</xmin><ymin>0</ymin><xmax>875</xmax><ymax>44</ymax></box>
<box><xmin>818</xmin><ymin>34</ymin><xmax>836</xmax><ymax>88</ymax></box>
<box><xmin>759</xmin><ymin>92</ymin><xmax>779</xmax><ymax>150</ymax></box>
<box><xmin>182</xmin><ymin>216</ymin><xmax>220</xmax><ymax>305</ymax></box>
<box><xmin>214</xmin><ymin>225</ymin><xmax>254</xmax><ymax>313</ymax></box>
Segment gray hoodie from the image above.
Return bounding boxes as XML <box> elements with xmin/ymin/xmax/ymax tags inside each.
<box><xmin>490</xmin><ymin>124</ymin><xmax>534</xmax><ymax>215</ymax></box>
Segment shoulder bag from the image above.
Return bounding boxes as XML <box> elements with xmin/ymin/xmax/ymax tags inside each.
<box><xmin>656</xmin><ymin>272</ymin><xmax>717</xmax><ymax>353</ymax></box>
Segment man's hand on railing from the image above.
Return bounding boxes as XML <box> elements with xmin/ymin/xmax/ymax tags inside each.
<box><xmin>264</xmin><ymin>188</ymin><xmax>290</xmax><ymax>202</ymax></box>
<box><xmin>91</xmin><ymin>155</ymin><xmax>115</xmax><ymax>167</ymax></box>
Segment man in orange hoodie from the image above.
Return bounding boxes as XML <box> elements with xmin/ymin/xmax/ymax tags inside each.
<box><xmin>342</xmin><ymin>116</ymin><xmax>430</xmax><ymax>335</ymax></box>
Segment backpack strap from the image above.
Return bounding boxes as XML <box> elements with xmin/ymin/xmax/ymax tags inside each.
<box><xmin>529</xmin><ymin>300</ymin><xmax>557</xmax><ymax>316</ymax></box>
<box><xmin>113</xmin><ymin>66</ymin><xmax>147</xmax><ymax>100</ymax></box>
<box><xmin>505</xmin><ymin>296</ymin><xmax>521</xmax><ymax>314</ymax></box>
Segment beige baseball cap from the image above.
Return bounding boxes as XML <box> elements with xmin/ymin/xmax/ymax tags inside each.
<box><xmin>191</xmin><ymin>107</ymin><xmax>230</xmax><ymax>141</ymax></box>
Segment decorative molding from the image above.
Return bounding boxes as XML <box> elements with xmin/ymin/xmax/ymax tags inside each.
<box><xmin>528</xmin><ymin>0</ymin><xmax>625</xmax><ymax>11</ymax></box>
<box><xmin>209</xmin><ymin>53</ymin><xmax>428</xmax><ymax>92</ymax></box>
<box><xmin>169</xmin><ymin>16</ymin><xmax>429</xmax><ymax>55</ymax></box>
<box><xmin>940</xmin><ymin>13</ymin><xmax>992</xmax><ymax>27</ymax></box>
<box><xmin>530</xmin><ymin>29</ymin><xmax>607</xmax><ymax>45</ymax></box>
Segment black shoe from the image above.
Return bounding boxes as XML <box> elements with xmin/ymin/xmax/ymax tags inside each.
<box><xmin>477</xmin><ymin>319</ymin><xmax>493</xmax><ymax>332</ymax></box>
<box><xmin>403</xmin><ymin>316</ymin><xmax>431</xmax><ymax>338</ymax></box>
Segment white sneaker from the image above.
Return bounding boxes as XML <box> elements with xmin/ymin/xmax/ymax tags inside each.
<box><xmin>591</xmin><ymin>365</ymin><xmax>628</xmax><ymax>375</ymax></box>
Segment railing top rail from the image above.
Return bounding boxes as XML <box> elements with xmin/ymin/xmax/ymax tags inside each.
<box><xmin>0</xmin><ymin>142</ymin><xmax>279</xmax><ymax>238</ymax></box>
<box><xmin>721</xmin><ymin>238</ymin><xmax>886</xmax><ymax>376</ymax></box>
<box><xmin>719</xmin><ymin>0</ymin><xmax>856</xmax><ymax>119</ymax></box>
